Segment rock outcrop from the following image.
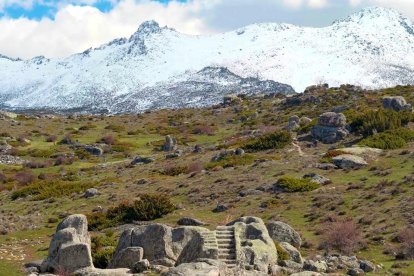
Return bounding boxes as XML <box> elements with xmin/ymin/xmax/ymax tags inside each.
<box><xmin>112</xmin><ymin>224</ymin><xmax>218</xmax><ymax>267</ymax></box>
<box><xmin>41</xmin><ymin>214</ymin><xmax>93</xmax><ymax>273</ymax></box>
<box><xmin>311</xmin><ymin>112</ymin><xmax>349</xmax><ymax>144</ymax></box>
<box><xmin>383</xmin><ymin>96</ymin><xmax>412</xmax><ymax>112</ymax></box>
<box><xmin>228</xmin><ymin>216</ymin><xmax>278</xmax><ymax>272</ymax></box>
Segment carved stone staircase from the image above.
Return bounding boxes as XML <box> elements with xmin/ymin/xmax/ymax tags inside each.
<box><xmin>215</xmin><ymin>225</ymin><xmax>237</xmax><ymax>268</ymax></box>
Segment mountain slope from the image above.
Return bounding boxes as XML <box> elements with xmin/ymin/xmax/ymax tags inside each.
<box><xmin>0</xmin><ymin>6</ymin><xmax>413</xmax><ymax>113</ymax></box>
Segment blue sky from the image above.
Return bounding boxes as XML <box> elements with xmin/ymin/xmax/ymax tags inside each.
<box><xmin>0</xmin><ymin>0</ymin><xmax>412</xmax><ymax>58</ymax></box>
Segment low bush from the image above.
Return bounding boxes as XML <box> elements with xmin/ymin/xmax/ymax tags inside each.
<box><xmin>91</xmin><ymin>232</ymin><xmax>117</xmax><ymax>268</ymax></box>
<box><xmin>396</xmin><ymin>226</ymin><xmax>414</xmax><ymax>260</ymax></box>
<box><xmin>24</xmin><ymin>160</ymin><xmax>52</xmax><ymax>169</ymax></box>
<box><xmin>105</xmin><ymin>124</ymin><xmax>125</xmax><ymax>132</ymax></box>
<box><xmin>349</xmin><ymin>109</ymin><xmax>412</xmax><ymax>137</ymax></box>
<box><xmin>319</xmin><ymin>219</ymin><xmax>362</xmax><ymax>255</ymax></box>
<box><xmin>13</xmin><ymin>171</ymin><xmax>36</xmax><ymax>186</ymax></box>
<box><xmin>243</xmin><ymin>130</ymin><xmax>292</xmax><ymax>152</ymax></box>
<box><xmin>274</xmin><ymin>176</ymin><xmax>319</xmax><ymax>193</ymax></box>
<box><xmin>0</xmin><ymin>172</ymin><xmax>6</xmax><ymax>183</ymax></box>
<box><xmin>162</xmin><ymin>165</ymin><xmax>189</xmax><ymax>176</ymax></box>
<box><xmin>100</xmin><ymin>135</ymin><xmax>117</xmax><ymax>145</ymax></box>
<box><xmin>88</xmin><ymin>194</ymin><xmax>175</xmax><ymax>230</ymax></box>
<box><xmin>45</xmin><ymin>135</ymin><xmax>57</xmax><ymax>142</ymax></box>
<box><xmin>27</xmin><ymin>148</ymin><xmax>54</xmax><ymax>158</ymax></box>
<box><xmin>11</xmin><ymin>179</ymin><xmax>97</xmax><ymax>200</ymax></box>
<box><xmin>54</xmin><ymin>155</ymin><xmax>75</xmax><ymax>166</ymax></box>
<box><xmin>359</xmin><ymin>128</ymin><xmax>414</xmax><ymax>149</ymax></box>
<box><xmin>74</xmin><ymin>148</ymin><xmax>92</xmax><ymax>160</ymax></box>
<box><xmin>79</xmin><ymin>124</ymin><xmax>97</xmax><ymax>131</ymax></box>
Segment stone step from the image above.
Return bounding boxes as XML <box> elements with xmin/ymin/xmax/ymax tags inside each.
<box><xmin>216</xmin><ymin>234</ymin><xmax>233</xmax><ymax>238</ymax></box>
<box><xmin>218</xmin><ymin>254</ymin><xmax>236</xmax><ymax>260</ymax></box>
<box><xmin>217</xmin><ymin>239</ymin><xmax>234</xmax><ymax>243</ymax></box>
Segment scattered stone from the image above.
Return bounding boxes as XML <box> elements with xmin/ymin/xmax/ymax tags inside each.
<box><xmin>235</xmin><ymin>148</ymin><xmax>245</xmax><ymax>156</ymax></box>
<box><xmin>299</xmin><ymin>116</ymin><xmax>312</xmax><ymax>126</ymax></box>
<box><xmin>193</xmin><ymin>145</ymin><xmax>203</xmax><ymax>153</ymax></box>
<box><xmin>288</xmin><ymin>115</ymin><xmax>300</xmax><ymax>131</ymax></box>
<box><xmin>133</xmin><ymin>259</ymin><xmax>151</xmax><ymax>273</ymax></box>
<box><xmin>239</xmin><ymin>189</ymin><xmax>263</xmax><ymax>197</ymax></box>
<box><xmin>303</xmin><ymin>260</ymin><xmax>328</xmax><ymax>273</ymax></box>
<box><xmin>166</xmin><ymin>150</ymin><xmax>183</xmax><ymax>159</ymax></box>
<box><xmin>332</xmin><ymin>154</ymin><xmax>368</xmax><ymax>169</ymax></box>
<box><xmin>311</xmin><ymin>112</ymin><xmax>349</xmax><ymax>144</ymax></box>
<box><xmin>383</xmin><ymin>96</ymin><xmax>412</xmax><ymax>112</ymax></box>
<box><xmin>266</xmin><ymin>221</ymin><xmax>302</xmax><ymax>248</ymax></box>
<box><xmin>109</xmin><ymin>247</ymin><xmax>143</xmax><ymax>269</ymax></box>
<box><xmin>163</xmin><ymin>135</ymin><xmax>178</xmax><ymax>152</ymax></box>
<box><xmin>211</xmin><ymin>148</ymin><xmax>244</xmax><ymax>162</ymax></box>
<box><xmin>359</xmin><ymin>260</ymin><xmax>375</xmax><ymax>272</ymax></box>
<box><xmin>130</xmin><ymin>156</ymin><xmax>155</xmax><ymax>165</ymax></box>
<box><xmin>223</xmin><ymin>94</ymin><xmax>242</xmax><ymax>106</ymax></box>
<box><xmin>136</xmin><ymin>179</ymin><xmax>148</xmax><ymax>185</ymax></box>
<box><xmin>177</xmin><ymin>217</ymin><xmax>207</xmax><ymax>226</ymax></box>
<box><xmin>303</xmin><ymin>173</ymin><xmax>331</xmax><ymax>185</ymax></box>
<box><xmin>84</xmin><ymin>188</ymin><xmax>99</xmax><ymax>198</ymax></box>
<box><xmin>347</xmin><ymin>268</ymin><xmax>364</xmax><ymax>276</ymax></box>
<box><xmin>83</xmin><ymin>145</ymin><xmax>103</xmax><ymax>156</ymax></box>
<box><xmin>213</xmin><ymin>204</ymin><xmax>228</xmax><ymax>213</ymax></box>
<box><xmin>0</xmin><ymin>155</ymin><xmax>26</xmax><ymax>165</ymax></box>
<box><xmin>317</xmin><ymin>163</ymin><xmax>337</xmax><ymax>170</ymax></box>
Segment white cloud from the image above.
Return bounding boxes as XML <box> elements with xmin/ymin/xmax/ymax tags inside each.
<box><xmin>0</xmin><ymin>0</ymin><xmax>213</xmax><ymax>58</ymax></box>
<box><xmin>307</xmin><ymin>0</ymin><xmax>329</xmax><ymax>9</ymax></box>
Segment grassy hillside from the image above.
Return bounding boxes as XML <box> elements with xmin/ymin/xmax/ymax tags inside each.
<box><xmin>1</xmin><ymin>85</ymin><xmax>414</xmax><ymax>275</ymax></box>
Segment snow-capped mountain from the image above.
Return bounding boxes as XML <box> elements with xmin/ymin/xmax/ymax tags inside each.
<box><xmin>0</xmin><ymin>6</ymin><xmax>413</xmax><ymax>113</ymax></box>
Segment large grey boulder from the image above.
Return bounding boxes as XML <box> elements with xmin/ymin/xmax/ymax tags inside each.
<box><xmin>109</xmin><ymin>247</ymin><xmax>143</xmax><ymax>269</ymax></box>
<box><xmin>311</xmin><ymin>112</ymin><xmax>349</xmax><ymax>144</ymax></box>
<box><xmin>227</xmin><ymin>216</ymin><xmax>278</xmax><ymax>272</ymax></box>
<box><xmin>41</xmin><ymin>214</ymin><xmax>93</xmax><ymax>273</ymax></box>
<box><xmin>383</xmin><ymin>96</ymin><xmax>412</xmax><ymax>112</ymax></box>
<box><xmin>266</xmin><ymin>221</ymin><xmax>302</xmax><ymax>248</ymax></box>
<box><xmin>332</xmin><ymin>154</ymin><xmax>368</xmax><ymax>169</ymax></box>
<box><xmin>303</xmin><ymin>173</ymin><xmax>331</xmax><ymax>185</ymax></box>
<box><xmin>112</xmin><ymin>224</ymin><xmax>217</xmax><ymax>267</ymax></box>
<box><xmin>279</xmin><ymin>242</ymin><xmax>303</xmax><ymax>264</ymax></box>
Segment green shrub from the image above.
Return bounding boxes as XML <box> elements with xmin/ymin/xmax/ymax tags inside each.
<box><xmin>75</xmin><ymin>148</ymin><xmax>92</xmax><ymax>160</ymax></box>
<box><xmin>91</xmin><ymin>233</ymin><xmax>117</xmax><ymax>268</ymax></box>
<box><xmin>349</xmin><ymin>109</ymin><xmax>412</xmax><ymax>137</ymax></box>
<box><xmin>79</xmin><ymin>124</ymin><xmax>97</xmax><ymax>131</ymax></box>
<box><xmin>105</xmin><ymin>124</ymin><xmax>125</xmax><ymax>132</ymax></box>
<box><xmin>274</xmin><ymin>176</ymin><xmax>319</xmax><ymax>193</ymax></box>
<box><xmin>205</xmin><ymin>154</ymin><xmax>255</xmax><ymax>169</ymax></box>
<box><xmin>11</xmin><ymin>179</ymin><xmax>97</xmax><ymax>200</ymax></box>
<box><xmin>28</xmin><ymin>148</ymin><xmax>54</xmax><ymax>158</ymax></box>
<box><xmin>243</xmin><ymin>130</ymin><xmax>292</xmax><ymax>152</ymax></box>
<box><xmin>359</xmin><ymin>128</ymin><xmax>414</xmax><ymax>150</ymax></box>
<box><xmin>88</xmin><ymin>194</ymin><xmax>175</xmax><ymax>231</ymax></box>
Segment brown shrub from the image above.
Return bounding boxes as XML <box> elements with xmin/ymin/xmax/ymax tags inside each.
<box><xmin>192</xmin><ymin>125</ymin><xmax>216</xmax><ymax>135</ymax></box>
<box><xmin>100</xmin><ymin>135</ymin><xmax>117</xmax><ymax>145</ymax></box>
<box><xmin>187</xmin><ymin>162</ymin><xmax>203</xmax><ymax>173</ymax></box>
<box><xmin>45</xmin><ymin>135</ymin><xmax>58</xmax><ymax>142</ymax></box>
<box><xmin>54</xmin><ymin>155</ymin><xmax>75</xmax><ymax>166</ymax></box>
<box><xmin>0</xmin><ymin>172</ymin><xmax>6</xmax><ymax>183</ymax></box>
<box><xmin>13</xmin><ymin>170</ymin><xmax>36</xmax><ymax>186</ymax></box>
<box><xmin>319</xmin><ymin>219</ymin><xmax>362</xmax><ymax>255</ymax></box>
<box><xmin>397</xmin><ymin>226</ymin><xmax>414</xmax><ymax>260</ymax></box>
<box><xmin>24</xmin><ymin>160</ymin><xmax>52</xmax><ymax>169</ymax></box>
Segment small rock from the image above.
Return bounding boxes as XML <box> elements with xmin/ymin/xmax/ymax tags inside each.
<box><xmin>383</xmin><ymin>96</ymin><xmax>412</xmax><ymax>112</ymax></box>
<box><xmin>359</xmin><ymin>260</ymin><xmax>375</xmax><ymax>272</ymax></box>
<box><xmin>213</xmin><ymin>204</ymin><xmax>228</xmax><ymax>213</ymax></box>
<box><xmin>303</xmin><ymin>173</ymin><xmax>331</xmax><ymax>185</ymax></box>
<box><xmin>303</xmin><ymin>260</ymin><xmax>328</xmax><ymax>273</ymax></box>
<box><xmin>239</xmin><ymin>189</ymin><xmax>263</xmax><ymax>197</ymax></box>
<box><xmin>84</xmin><ymin>188</ymin><xmax>99</xmax><ymax>198</ymax></box>
<box><xmin>133</xmin><ymin>259</ymin><xmax>151</xmax><ymax>273</ymax></box>
<box><xmin>162</xmin><ymin>135</ymin><xmax>177</xmax><ymax>152</ymax></box>
<box><xmin>332</xmin><ymin>154</ymin><xmax>368</xmax><ymax>169</ymax></box>
<box><xmin>130</xmin><ymin>156</ymin><xmax>155</xmax><ymax>165</ymax></box>
<box><xmin>280</xmin><ymin>242</ymin><xmax>303</xmax><ymax>264</ymax></box>
<box><xmin>177</xmin><ymin>217</ymin><xmax>207</xmax><ymax>226</ymax></box>
<box><xmin>347</xmin><ymin>268</ymin><xmax>364</xmax><ymax>276</ymax></box>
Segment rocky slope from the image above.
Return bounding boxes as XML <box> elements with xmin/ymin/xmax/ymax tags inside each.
<box><xmin>0</xmin><ymin>6</ymin><xmax>414</xmax><ymax>113</ymax></box>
